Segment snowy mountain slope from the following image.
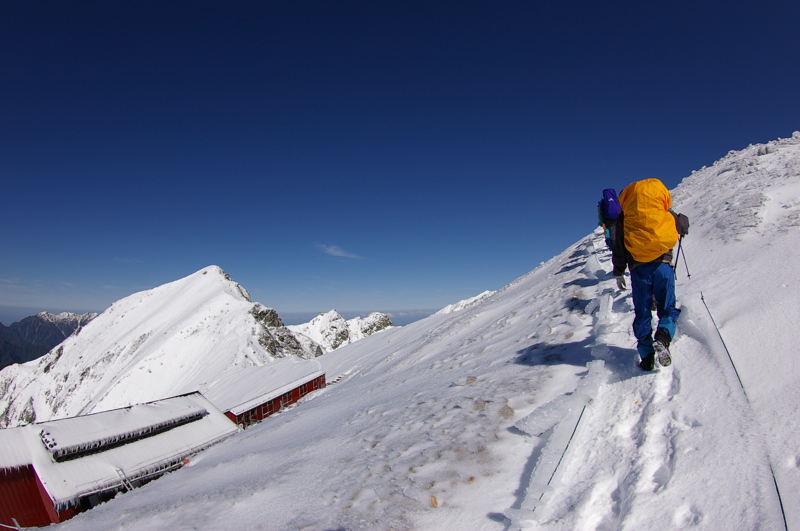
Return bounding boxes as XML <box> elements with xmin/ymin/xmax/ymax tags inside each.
<box><xmin>39</xmin><ymin>133</ymin><xmax>800</xmax><ymax>530</ymax></box>
<box><xmin>287</xmin><ymin>309</ymin><xmax>394</xmax><ymax>352</ymax></box>
<box><xmin>0</xmin><ymin>266</ymin><xmax>319</xmax><ymax>428</ymax></box>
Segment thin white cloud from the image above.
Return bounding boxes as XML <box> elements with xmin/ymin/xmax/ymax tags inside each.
<box><xmin>115</xmin><ymin>257</ymin><xmax>144</xmax><ymax>264</ymax></box>
<box><xmin>315</xmin><ymin>244</ymin><xmax>363</xmax><ymax>259</ymax></box>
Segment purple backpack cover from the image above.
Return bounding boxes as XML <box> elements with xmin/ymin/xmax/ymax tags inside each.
<box><xmin>601</xmin><ymin>188</ymin><xmax>621</xmax><ymax>219</ymax></box>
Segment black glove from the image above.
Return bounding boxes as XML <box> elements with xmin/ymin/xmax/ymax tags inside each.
<box><xmin>675</xmin><ymin>213</ymin><xmax>690</xmax><ymax>237</ymax></box>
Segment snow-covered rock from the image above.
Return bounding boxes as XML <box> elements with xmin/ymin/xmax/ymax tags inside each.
<box><xmin>0</xmin><ymin>266</ymin><xmax>318</xmax><ymax>428</ymax></box>
<box><xmin>288</xmin><ymin>310</ymin><xmax>393</xmax><ymax>352</ymax></box>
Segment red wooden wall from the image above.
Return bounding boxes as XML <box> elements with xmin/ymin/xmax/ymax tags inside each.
<box><xmin>230</xmin><ymin>374</ymin><xmax>326</xmax><ymax>428</ymax></box>
<box><xmin>0</xmin><ymin>465</ymin><xmax>75</xmax><ymax>527</ymax></box>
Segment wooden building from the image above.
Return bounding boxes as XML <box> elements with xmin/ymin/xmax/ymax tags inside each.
<box><xmin>224</xmin><ymin>372</ymin><xmax>326</xmax><ymax>427</ymax></box>
<box><xmin>0</xmin><ymin>392</ymin><xmax>237</xmax><ymax>528</ymax></box>
<box><xmin>203</xmin><ymin>358</ymin><xmax>326</xmax><ymax>428</ymax></box>
<box><xmin>0</xmin><ymin>358</ymin><xmax>327</xmax><ymax>527</ymax></box>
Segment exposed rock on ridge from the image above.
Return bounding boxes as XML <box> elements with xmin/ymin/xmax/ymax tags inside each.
<box><xmin>288</xmin><ymin>310</ymin><xmax>394</xmax><ymax>352</ymax></box>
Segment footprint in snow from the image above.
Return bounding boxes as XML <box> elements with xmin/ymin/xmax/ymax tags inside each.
<box><xmin>673</xmin><ymin>503</ymin><xmax>703</xmax><ymax>527</ymax></box>
<box><xmin>651</xmin><ymin>462</ymin><xmax>672</xmax><ymax>493</ymax></box>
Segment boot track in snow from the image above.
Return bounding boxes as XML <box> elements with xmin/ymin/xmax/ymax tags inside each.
<box><xmin>503</xmin><ymin>232</ymin><xmax>787</xmax><ymax>530</ymax></box>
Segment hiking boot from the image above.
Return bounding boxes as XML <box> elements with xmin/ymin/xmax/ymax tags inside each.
<box><xmin>654</xmin><ymin>340</ymin><xmax>671</xmax><ymax>367</ymax></box>
<box><xmin>654</xmin><ymin>328</ymin><xmax>671</xmax><ymax>347</ymax></box>
<box><xmin>654</xmin><ymin>329</ymin><xmax>672</xmax><ymax>367</ymax></box>
<box><xmin>639</xmin><ymin>353</ymin><xmax>655</xmax><ymax>371</ymax></box>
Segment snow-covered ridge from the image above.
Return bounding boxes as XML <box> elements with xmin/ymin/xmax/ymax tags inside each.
<box><xmin>673</xmin><ymin>130</ymin><xmax>800</xmax><ymax>243</ymax></box>
<box><xmin>0</xmin><ymin>266</ymin><xmax>396</xmax><ymax>430</ymax></box>
<box><xmin>3</xmin><ymin>133</ymin><xmax>800</xmax><ymax>530</ymax></box>
<box><xmin>288</xmin><ymin>309</ymin><xmax>393</xmax><ymax>352</ymax></box>
<box><xmin>36</xmin><ymin>311</ymin><xmax>99</xmax><ymax>326</ymax></box>
<box><xmin>435</xmin><ymin>290</ymin><xmax>495</xmax><ymax>314</ymax></box>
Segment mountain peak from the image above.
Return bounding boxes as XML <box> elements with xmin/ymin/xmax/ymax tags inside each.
<box><xmin>0</xmin><ymin>267</ymin><xmax>316</xmax><ymax>427</ymax></box>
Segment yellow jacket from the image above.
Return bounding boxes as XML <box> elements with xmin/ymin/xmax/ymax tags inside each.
<box><xmin>619</xmin><ymin>178</ymin><xmax>678</xmax><ymax>263</ymax></box>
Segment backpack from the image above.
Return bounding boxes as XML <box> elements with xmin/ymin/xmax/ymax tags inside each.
<box><xmin>619</xmin><ymin>179</ymin><xmax>679</xmax><ymax>262</ymax></box>
<box><xmin>600</xmin><ymin>188</ymin><xmax>621</xmax><ymax>220</ymax></box>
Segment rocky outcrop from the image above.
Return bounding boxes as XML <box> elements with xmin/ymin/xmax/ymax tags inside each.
<box><xmin>288</xmin><ymin>310</ymin><xmax>394</xmax><ymax>353</ymax></box>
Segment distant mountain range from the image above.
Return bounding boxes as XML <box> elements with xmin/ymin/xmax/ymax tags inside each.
<box><xmin>288</xmin><ymin>309</ymin><xmax>393</xmax><ymax>352</ymax></box>
<box><xmin>0</xmin><ymin>312</ymin><xmax>97</xmax><ymax>370</ymax></box>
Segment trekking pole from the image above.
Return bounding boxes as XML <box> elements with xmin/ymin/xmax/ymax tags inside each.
<box><xmin>681</xmin><ymin>241</ymin><xmax>690</xmax><ymax>278</ymax></box>
<box><xmin>673</xmin><ymin>236</ymin><xmax>691</xmax><ymax>279</ymax></box>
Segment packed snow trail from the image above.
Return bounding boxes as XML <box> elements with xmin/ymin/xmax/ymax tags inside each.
<box><xmin>504</xmin><ymin>233</ymin><xmax>785</xmax><ymax>530</ymax></box>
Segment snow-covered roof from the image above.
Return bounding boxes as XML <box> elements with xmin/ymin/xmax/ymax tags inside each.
<box><xmin>0</xmin><ymin>392</ymin><xmax>237</xmax><ymax>509</ymax></box>
<box><xmin>39</xmin><ymin>398</ymin><xmax>208</xmax><ymax>462</ymax></box>
<box><xmin>203</xmin><ymin>357</ymin><xmax>324</xmax><ymax>416</ymax></box>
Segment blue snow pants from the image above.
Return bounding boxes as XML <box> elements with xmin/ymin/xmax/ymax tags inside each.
<box><xmin>630</xmin><ymin>261</ymin><xmax>681</xmax><ymax>359</ymax></box>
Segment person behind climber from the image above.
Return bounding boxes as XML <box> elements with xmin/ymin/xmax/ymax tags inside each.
<box><xmin>597</xmin><ymin>188</ymin><xmax>621</xmax><ymax>249</ymax></box>
<box><xmin>611</xmin><ymin>178</ymin><xmax>690</xmax><ymax>371</ymax></box>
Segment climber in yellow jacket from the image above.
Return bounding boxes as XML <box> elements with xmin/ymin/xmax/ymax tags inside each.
<box><xmin>611</xmin><ymin>178</ymin><xmax>690</xmax><ymax>371</ymax></box>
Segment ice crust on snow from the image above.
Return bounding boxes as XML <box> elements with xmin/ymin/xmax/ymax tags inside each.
<box><xmin>509</xmin><ymin>360</ymin><xmax>608</xmax><ymax>529</ymax></box>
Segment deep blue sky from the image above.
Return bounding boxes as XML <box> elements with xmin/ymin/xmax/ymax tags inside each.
<box><xmin>1</xmin><ymin>1</ymin><xmax>798</xmax><ymax>325</ymax></box>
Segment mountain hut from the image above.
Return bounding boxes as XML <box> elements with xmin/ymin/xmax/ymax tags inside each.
<box><xmin>0</xmin><ymin>392</ymin><xmax>237</xmax><ymax>528</ymax></box>
<box><xmin>203</xmin><ymin>358</ymin><xmax>326</xmax><ymax>428</ymax></box>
